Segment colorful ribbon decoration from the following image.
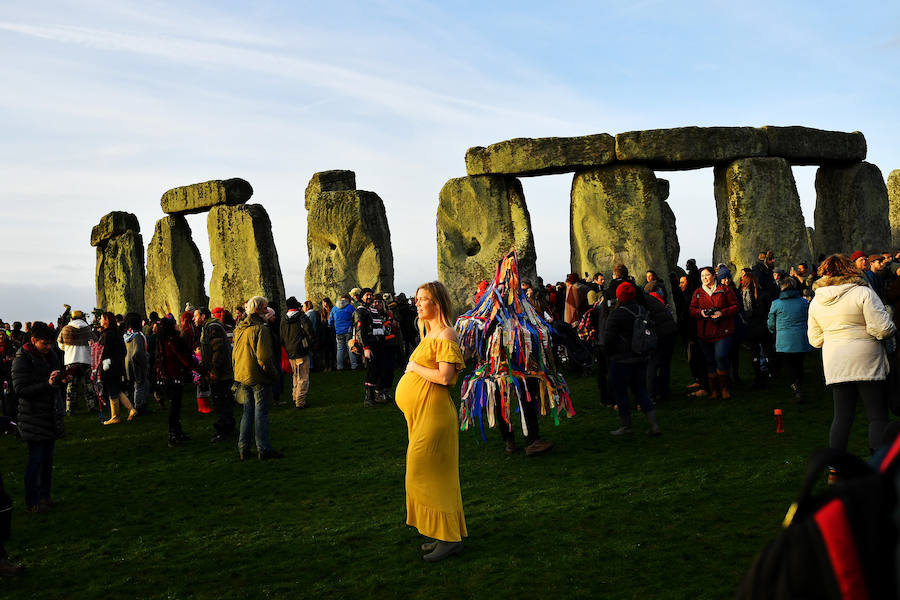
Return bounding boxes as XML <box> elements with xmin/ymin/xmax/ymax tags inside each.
<box><xmin>456</xmin><ymin>251</ymin><xmax>576</xmax><ymax>440</ymax></box>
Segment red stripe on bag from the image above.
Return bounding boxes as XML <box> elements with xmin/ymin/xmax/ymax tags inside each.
<box><xmin>813</xmin><ymin>499</ymin><xmax>870</xmax><ymax>600</ymax></box>
<box><xmin>878</xmin><ymin>435</ymin><xmax>900</xmax><ymax>473</ymax></box>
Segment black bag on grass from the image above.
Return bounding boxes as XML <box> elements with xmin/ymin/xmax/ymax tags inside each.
<box><xmin>736</xmin><ymin>433</ymin><xmax>900</xmax><ymax>600</ymax></box>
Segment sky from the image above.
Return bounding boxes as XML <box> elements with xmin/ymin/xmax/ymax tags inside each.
<box><xmin>1</xmin><ymin>1</ymin><xmax>898</xmax><ymax>323</ymax></box>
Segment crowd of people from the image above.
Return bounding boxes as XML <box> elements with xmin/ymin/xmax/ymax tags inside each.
<box><xmin>0</xmin><ymin>245</ymin><xmax>898</xmax><ymax>572</ymax></box>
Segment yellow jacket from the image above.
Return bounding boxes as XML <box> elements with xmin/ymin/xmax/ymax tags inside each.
<box><xmin>232</xmin><ymin>314</ymin><xmax>279</xmax><ymax>386</ymax></box>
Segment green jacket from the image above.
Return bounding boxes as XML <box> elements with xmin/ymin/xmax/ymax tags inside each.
<box><xmin>232</xmin><ymin>314</ymin><xmax>278</xmax><ymax>386</ymax></box>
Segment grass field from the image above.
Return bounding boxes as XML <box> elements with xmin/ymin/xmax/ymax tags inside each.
<box><xmin>0</xmin><ymin>349</ymin><xmax>876</xmax><ymax>599</ymax></box>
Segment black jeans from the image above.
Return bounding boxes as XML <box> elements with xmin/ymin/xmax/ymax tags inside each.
<box><xmin>25</xmin><ymin>439</ymin><xmax>54</xmax><ymax>508</ymax></box>
<box><xmin>163</xmin><ymin>382</ymin><xmax>184</xmax><ymax>435</ymax></box>
<box><xmin>495</xmin><ymin>378</ymin><xmax>541</xmax><ymax>446</ymax></box>
<box><xmin>211</xmin><ymin>380</ymin><xmax>235</xmax><ymax>435</ymax></box>
<box><xmin>779</xmin><ymin>352</ymin><xmax>806</xmax><ymax>389</ymax></box>
<box><xmin>830</xmin><ymin>381</ymin><xmax>888</xmax><ymax>452</ymax></box>
<box><xmin>647</xmin><ymin>334</ymin><xmax>676</xmax><ymax>402</ymax></box>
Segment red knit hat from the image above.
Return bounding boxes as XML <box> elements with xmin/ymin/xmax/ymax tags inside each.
<box><xmin>616</xmin><ymin>281</ymin><xmax>637</xmax><ymax>302</ymax></box>
<box><xmin>851</xmin><ymin>250</ymin><xmax>866</xmax><ymax>261</ymax></box>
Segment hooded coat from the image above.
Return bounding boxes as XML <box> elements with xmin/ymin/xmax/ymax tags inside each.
<box><xmin>232</xmin><ymin>314</ymin><xmax>279</xmax><ymax>386</ymax></box>
<box><xmin>808</xmin><ymin>275</ymin><xmax>896</xmax><ymax>385</ymax></box>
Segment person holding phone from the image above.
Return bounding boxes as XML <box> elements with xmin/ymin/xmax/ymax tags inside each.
<box><xmin>688</xmin><ymin>267</ymin><xmax>740</xmax><ymax>399</ymax></box>
<box><xmin>11</xmin><ymin>322</ymin><xmax>66</xmax><ymax>513</ymax></box>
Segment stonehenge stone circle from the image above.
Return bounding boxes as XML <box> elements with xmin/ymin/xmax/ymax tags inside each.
<box><xmin>305</xmin><ymin>172</ymin><xmax>394</xmax><ymax>304</ymax></box>
<box><xmin>814</xmin><ymin>162</ymin><xmax>891</xmax><ymax>256</ymax></box>
<box><xmin>712</xmin><ymin>157</ymin><xmax>811</xmax><ymax>273</ymax></box>
<box><xmin>91</xmin><ymin>211</ymin><xmax>145</xmax><ymax>315</ymax></box>
<box><xmin>889</xmin><ymin>170</ymin><xmax>900</xmax><ymax>249</ymax></box>
<box><xmin>145</xmin><ymin>215</ymin><xmax>208</xmax><ymax>317</ymax></box>
<box><xmin>465</xmin><ymin>134</ymin><xmax>615</xmax><ymax>177</ymax></box>
<box><xmin>208</xmin><ymin>204</ymin><xmax>286</xmax><ymax>314</ymax></box>
<box><xmin>437</xmin><ymin>175</ymin><xmax>536</xmax><ymax>316</ymax></box>
<box><xmin>570</xmin><ymin>165</ymin><xmax>673</xmax><ymax>284</ymax></box>
<box><xmin>161</xmin><ymin>178</ymin><xmax>253</xmax><ymax>215</ymax></box>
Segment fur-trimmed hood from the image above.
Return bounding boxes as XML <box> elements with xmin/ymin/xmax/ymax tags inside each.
<box><xmin>812</xmin><ymin>275</ymin><xmax>869</xmax><ymax>306</ymax></box>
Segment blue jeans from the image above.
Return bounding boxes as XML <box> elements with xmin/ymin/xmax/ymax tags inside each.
<box><xmin>238</xmin><ymin>383</ymin><xmax>272</xmax><ymax>453</ymax></box>
<box><xmin>700</xmin><ymin>336</ymin><xmax>734</xmax><ymax>373</ymax></box>
<box><xmin>335</xmin><ymin>333</ymin><xmax>358</xmax><ymax>370</ymax></box>
<box><xmin>25</xmin><ymin>440</ymin><xmax>54</xmax><ymax>508</ymax></box>
<box><xmin>609</xmin><ymin>360</ymin><xmax>654</xmax><ymax>425</ymax></box>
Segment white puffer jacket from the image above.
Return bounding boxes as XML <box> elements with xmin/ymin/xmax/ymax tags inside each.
<box><xmin>808</xmin><ymin>276</ymin><xmax>896</xmax><ymax>385</ymax></box>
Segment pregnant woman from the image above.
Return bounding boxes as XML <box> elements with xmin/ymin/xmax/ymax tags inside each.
<box><xmin>395</xmin><ymin>281</ymin><xmax>467</xmax><ymax>562</ymax></box>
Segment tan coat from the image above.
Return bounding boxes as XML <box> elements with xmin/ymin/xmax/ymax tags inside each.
<box><xmin>808</xmin><ymin>276</ymin><xmax>896</xmax><ymax>385</ymax></box>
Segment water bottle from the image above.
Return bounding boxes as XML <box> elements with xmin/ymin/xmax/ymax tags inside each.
<box><xmin>774</xmin><ymin>408</ymin><xmax>784</xmax><ymax>434</ymax></box>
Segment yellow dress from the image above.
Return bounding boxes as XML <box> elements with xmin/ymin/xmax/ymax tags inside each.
<box><xmin>395</xmin><ymin>336</ymin><xmax>468</xmax><ymax>542</ymax></box>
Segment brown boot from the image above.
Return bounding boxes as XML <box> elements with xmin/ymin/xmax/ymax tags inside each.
<box><xmin>708</xmin><ymin>373</ymin><xmax>720</xmax><ymax>399</ymax></box>
<box><xmin>717</xmin><ymin>370</ymin><xmax>731</xmax><ymax>399</ymax></box>
<box><xmin>103</xmin><ymin>396</ymin><xmax>120</xmax><ymax>425</ymax></box>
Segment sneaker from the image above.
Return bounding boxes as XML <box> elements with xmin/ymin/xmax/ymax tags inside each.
<box><xmin>504</xmin><ymin>440</ymin><xmax>516</xmax><ymax>455</ymax></box>
<box><xmin>258</xmin><ymin>449</ymin><xmax>285</xmax><ymax>460</ymax></box>
<box><xmin>423</xmin><ymin>541</ymin><xmax>464</xmax><ymax>562</ymax></box>
<box><xmin>610</xmin><ymin>426</ymin><xmax>633</xmax><ymax>436</ymax></box>
<box><xmin>525</xmin><ymin>439</ymin><xmax>554</xmax><ymax>456</ymax></box>
<box><xmin>0</xmin><ymin>557</ymin><xmax>24</xmax><ymax>577</ymax></box>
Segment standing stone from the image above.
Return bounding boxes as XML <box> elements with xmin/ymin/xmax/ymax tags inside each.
<box><xmin>161</xmin><ymin>178</ymin><xmax>253</xmax><ymax>215</ymax></box>
<box><xmin>712</xmin><ymin>158</ymin><xmax>811</xmax><ymax>273</ymax></box>
<box><xmin>806</xmin><ymin>227</ymin><xmax>817</xmax><ymax>263</ymax></box>
<box><xmin>814</xmin><ymin>162</ymin><xmax>891</xmax><ymax>256</ymax></box>
<box><xmin>92</xmin><ymin>211</ymin><xmax>145</xmax><ymax>316</ymax></box>
<box><xmin>208</xmin><ymin>204</ymin><xmax>286</xmax><ymax>314</ymax></box>
<box><xmin>888</xmin><ymin>170</ymin><xmax>900</xmax><ymax>249</ymax></box>
<box><xmin>570</xmin><ymin>165</ymin><xmax>669</xmax><ymax>282</ymax></box>
<box><xmin>145</xmin><ymin>215</ymin><xmax>208</xmax><ymax>317</ymax></box>
<box><xmin>305</xmin><ymin>179</ymin><xmax>394</xmax><ymax>305</ymax></box>
<box><xmin>437</xmin><ymin>175</ymin><xmax>536</xmax><ymax>316</ymax></box>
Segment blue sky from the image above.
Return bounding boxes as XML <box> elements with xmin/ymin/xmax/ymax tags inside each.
<box><xmin>1</xmin><ymin>1</ymin><xmax>898</xmax><ymax>322</ymax></box>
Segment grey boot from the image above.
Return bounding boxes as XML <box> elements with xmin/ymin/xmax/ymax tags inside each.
<box><xmin>610</xmin><ymin>413</ymin><xmax>632</xmax><ymax>436</ymax></box>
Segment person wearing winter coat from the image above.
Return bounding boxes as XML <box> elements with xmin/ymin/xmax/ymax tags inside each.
<box><xmin>154</xmin><ymin>316</ymin><xmax>196</xmax><ymax>447</ymax></box>
<box><xmin>0</xmin><ymin>332</ymin><xmax>18</xmax><ymax>420</ymax></box>
<box><xmin>643</xmin><ymin>286</ymin><xmax>678</xmax><ymax>404</ymax></box>
<box><xmin>11</xmin><ymin>322</ymin><xmax>65</xmax><ymax>513</ymax></box>
<box><xmin>329</xmin><ymin>294</ymin><xmax>358</xmax><ymax>370</ymax></box>
<box><xmin>233</xmin><ymin>296</ymin><xmax>283</xmax><ymax>460</ymax></box>
<box><xmin>603</xmin><ymin>282</ymin><xmax>661</xmax><ymax>437</ymax></box>
<box><xmin>197</xmin><ymin>307</ymin><xmax>235</xmax><ymax>442</ymax></box>
<box><xmin>97</xmin><ymin>312</ymin><xmax>138</xmax><ymax>425</ymax></box>
<box><xmin>123</xmin><ymin>313</ymin><xmax>150</xmax><ymax>415</ymax></box>
<box><xmin>808</xmin><ymin>254</ymin><xmax>897</xmax><ymax>453</ymax></box>
<box><xmin>281</xmin><ymin>297</ymin><xmax>315</xmax><ymax>408</ymax></box>
<box><xmin>56</xmin><ymin>309</ymin><xmax>96</xmax><ymax>413</ymax></box>
<box><xmin>767</xmin><ymin>278</ymin><xmax>813</xmax><ymax>402</ymax></box>
<box><xmin>688</xmin><ymin>266</ymin><xmax>740</xmax><ymax>399</ymax></box>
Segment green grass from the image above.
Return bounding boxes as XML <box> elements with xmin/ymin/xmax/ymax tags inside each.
<box><xmin>0</xmin><ymin>349</ymin><xmax>878</xmax><ymax>599</ymax></box>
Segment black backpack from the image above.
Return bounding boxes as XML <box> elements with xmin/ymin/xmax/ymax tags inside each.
<box><xmin>620</xmin><ymin>305</ymin><xmax>657</xmax><ymax>356</ymax></box>
<box><xmin>736</xmin><ymin>433</ymin><xmax>900</xmax><ymax>600</ymax></box>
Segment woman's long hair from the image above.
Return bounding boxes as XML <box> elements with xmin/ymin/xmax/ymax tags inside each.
<box><xmin>818</xmin><ymin>254</ymin><xmax>862</xmax><ymax>279</ymax></box>
<box><xmin>320</xmin><ymin>297</ymin><xmax>333</xmax><ymax>324</ymax></box>
<box><xmin>416</xmin><ymin>281</ymin><xmax>454</xmax><ymax>339</ymax></box>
